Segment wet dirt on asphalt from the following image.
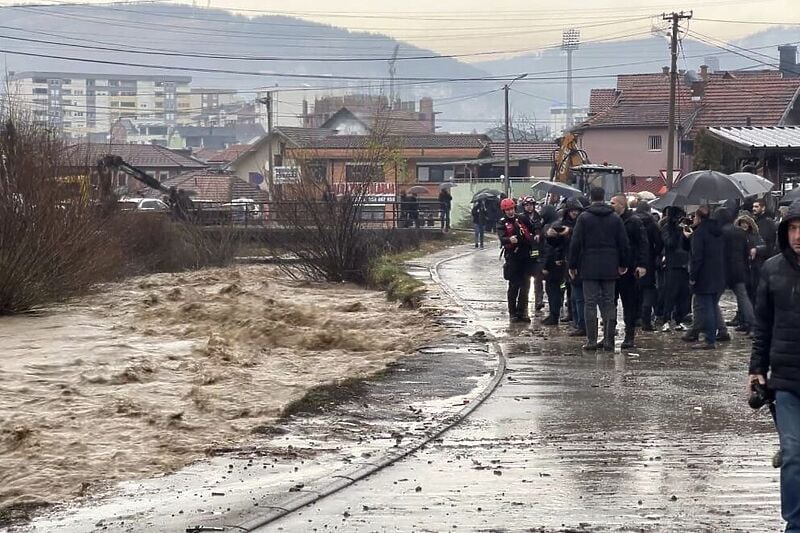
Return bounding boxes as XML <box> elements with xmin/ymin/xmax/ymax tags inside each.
<box><xmin>266</xmin><ymin>247</ymin><xmax>782</xmax><ymax>533</ymax></box>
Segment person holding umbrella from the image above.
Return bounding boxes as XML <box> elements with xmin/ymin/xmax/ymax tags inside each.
<box><xmin>471</xmin><ymin>198</ymin><xmax>488</xmax><ymax>248</ymax></box>
<box><xmin>438</xmin><ymin>184</ymin><xmax>453</xmax><ymax>232</ymax></box>
<box><xmin>689</xmin><ymin>205</ymin><xmax>726</xmax><ymax>349</ymax></box>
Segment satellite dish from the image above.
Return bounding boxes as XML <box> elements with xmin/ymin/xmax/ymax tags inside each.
<box><xmin>684</xmin><ymin>70</ymin><xmax>702</xmax><ymax>86</ymax></box>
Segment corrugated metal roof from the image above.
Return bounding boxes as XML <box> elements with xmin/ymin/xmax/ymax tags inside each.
<box><xmin>707</xmin><ymin>126</ymin><xmax>800</xmax><ymax>149</ymax></box>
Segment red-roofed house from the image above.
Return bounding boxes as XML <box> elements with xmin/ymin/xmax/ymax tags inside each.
<box><xmin>576</xmin><ymin>58</ymin><xmax>800</xmax><ymax>186</ymax></box>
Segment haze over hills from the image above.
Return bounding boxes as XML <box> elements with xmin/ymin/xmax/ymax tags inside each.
<box><xmin>0</xmin><ymin>3</ymin><xmax>797</xmax><ymax>133</ymax></box>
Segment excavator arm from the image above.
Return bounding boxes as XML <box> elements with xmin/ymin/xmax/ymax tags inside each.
<box><xmin>551</xmin><ymin>132</ymin><xmax>590</xmax><ymax>184</ymax></box>
<box><xmin>96</xmin><ymin>155</ymin><xmax>171</xmax><ymax>196</ymax></box>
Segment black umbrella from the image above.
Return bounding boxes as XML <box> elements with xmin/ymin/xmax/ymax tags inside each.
<box><xmin>671</xmin><ymin>170</ymin><xmax>746</xmax><ymax>205</ymax></box>
<box><xmin>730</xmin><ymin>172</ymin><xmax>774</xmax><ymax>196</ymax></box>
<box><xmin>531</xmin><ymin>180</ymin><xmax>582</xmax><ymax>199</ymax></box>
<box><xmin>650</xmin><ymin>191</ymin><xmax>690</xmax><ymax>210</ymax></box>
<box><xmin>780</xmin><ymin>187</ymin><xmax>800</xmax><ymax>206</ymax></box>
<box><xmin>471</xmin><ymin>191</ymin><xmax>499</xmax><ymax>203</ymax></box>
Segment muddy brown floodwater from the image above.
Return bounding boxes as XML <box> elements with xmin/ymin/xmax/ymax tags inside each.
<box><xmin>0</xmin><ymin>265</ymin><xmax>438</xmax><ymax>517</ymax></box>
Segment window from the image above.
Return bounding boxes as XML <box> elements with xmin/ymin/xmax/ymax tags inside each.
<box><xmin>648</xmin><ymin>135</ymin><xmax>663</xmax><ymax>152</ymax></box>
<box><xmin>417</xmin><ymin>165</ymin><xmax>454</xmax><ymax>183</ymax></box>
<box><xmin>33</xmin><ymin>88</ymin><xmax>47</xmax><ymax>95</ymax></box>
<box><xmin>346</xmin><ymin>162</ymin><xmax>384</xmax><ymax>182</ymax></box>
<box><xmin>306</xmin><ymin>161</ymin><xmax>327</xmax><ymax>182</ymax></box>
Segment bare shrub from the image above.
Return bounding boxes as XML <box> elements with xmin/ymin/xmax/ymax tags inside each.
<box><xmin>0</xmin><ymin>115</ymin><xmax>124</xmax><ymax>314</ymax></box>
<box><xmin>275</xmin><ymin>124</ymin><xmax>412</xmax><ymax>283</ymax></box>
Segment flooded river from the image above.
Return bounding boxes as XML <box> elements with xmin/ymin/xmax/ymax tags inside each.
<box><xmin>0</xmin><ymin>265</ymin><xmax>436</xmax><ymax>516</ymax></box>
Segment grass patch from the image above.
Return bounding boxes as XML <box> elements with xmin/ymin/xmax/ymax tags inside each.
<box><xmin>368</xmin><ymin>256</ymin><xmax>426</xmax><ymax>307</ymax></box>
<box><xmin>279</xmin><ymin>375</ymin><xmax>379</xmax><ymax>419</ymax></box>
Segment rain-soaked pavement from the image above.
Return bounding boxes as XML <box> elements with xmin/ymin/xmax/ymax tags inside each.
<box><xmin>265</xmin><ymin>247</ymin><xmax>782</xmax><ymax>532</ymax></box>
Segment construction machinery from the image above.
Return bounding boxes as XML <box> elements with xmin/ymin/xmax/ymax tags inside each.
<box><xmin>551</xmin><ymin>133</ymin><xmax>624</xmax><ymax>199</ymax></box>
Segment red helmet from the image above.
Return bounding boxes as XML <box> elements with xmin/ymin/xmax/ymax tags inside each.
<box><xmin>500</xmin><ymin>198</ymin><xmax>516</xmax><ymax>210</ymax></box>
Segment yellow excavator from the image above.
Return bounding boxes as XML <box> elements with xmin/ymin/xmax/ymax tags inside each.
<box><xmin>551</xmin><ymin>132</ymin><xmax>624</xmax><ymax>199</ymax></box>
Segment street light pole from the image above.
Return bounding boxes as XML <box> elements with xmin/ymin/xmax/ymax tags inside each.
<box><xmin>503</xmin><ymin>73</ymin><xmax>527</xmax><ymax>197</ymax></box>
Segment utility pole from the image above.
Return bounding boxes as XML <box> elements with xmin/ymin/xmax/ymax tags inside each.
<box><xmin>663</xmin><ymin>11</ymin><xmax>692</xmax><ymax>190</ymax></box>
<box><xmin>256</xmin><ymin>92</ymin><xmax>275</xmax><ymax>200</ymax></box>
<box><xmin>503</xmin><ymin>73</ymin><xmax>527</xmax><ymax>197</ymax></box>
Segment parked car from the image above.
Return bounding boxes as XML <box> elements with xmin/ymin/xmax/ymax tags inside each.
<box><xmin>118</xmin><ymin>197</ymin><xmax>169</xmax><ymax>212</ymax></box>
<box><xmin>225</xmin><ymin>198</ymin><xmax>262</xmax><ymax>223</ymax></box>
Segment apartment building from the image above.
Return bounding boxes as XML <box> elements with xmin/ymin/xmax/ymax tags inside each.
<box><xmin>7</xmin><ymin>72</ymin><xmax>192</xmax><ymax>139</ymax></box>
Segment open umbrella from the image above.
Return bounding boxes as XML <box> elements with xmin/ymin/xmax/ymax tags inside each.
<box><xmin>406</xmin><ymin>185</ymin><xmax>428</xmax><ymax>195</ymax></box>
<box><xmin>531</xmin><ymin>180</ymin><xmax>582</xmax><ymax>199</ymax></box>
<box><xmin>780</xmin><ymin>187</ymin><xmax>800</xmax><ymax>206</ymax></box>
<box><xmin>650</xmin><ymin>191</ymin><xmax>690</xmax><ymax>210</ymax></box>
<box><xmin>730</xmin><ymin>172</ymin><xmax>775</xmax><ymax>196</ymax></box>
<box><xmin>440</xmin><ymin>182</ymin><xmax>457</xmax><ymax>189</ymax></box>
<box><xmin>671</xmin><ymin>170</ymin><xmax>746</xmax><ymax>205</ymax></box>
<box><xmin>471</xmin><ymin>191</ymin><xmax>499</xmax><ymax>203</ymax></box>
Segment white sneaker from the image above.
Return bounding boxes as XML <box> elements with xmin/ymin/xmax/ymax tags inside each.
<box><xmin>674</xmin><ymin>323</ymin><xmax>687</xmax><ymax>331</ymax></box>
<box><xmin>661</xmin><ymin>322</ymin><xmax>671</xmax><ymax>332</ymax></box>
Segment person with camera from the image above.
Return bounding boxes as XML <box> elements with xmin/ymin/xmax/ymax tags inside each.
<box><xmin>611</xmin><ymin>195</ymin><xmax>649</xmax><ymax>349</ymax></box>
<box><xmin>749</xmin><ymin>199</ymin><xmax>800</xmax><ymax>532</ymax></box>
<box><xmin>497</xmin><ymin>197</ymin><xmax>535</xmax><ymax>323</ymax></box>
<box><xmin>659</xmin><ymin>207</ymin><xmax>692</xmax><ymax>331</ymax></box>
<box><xmin>568</xmin><ymin>187</ymin><xmax>630</xmax><ymax>351</ymax></box>
<box><xmin>542</xmin><ymin>198</ymin><xmax>582</xmax><ymax>327</ymax></box>
<box><xmin>520</xmin><ymin>196</ymin><xmax>545</xmax><ymax>301</ymax></box>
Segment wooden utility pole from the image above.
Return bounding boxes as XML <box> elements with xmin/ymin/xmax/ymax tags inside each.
<box><xmin>504</xmin><ymin>83</ymin><xmax>510</xmax><ymax>197</ymax></box>
<box><xmin>663</xmin><ymin>11</ymin><xmax>692</xmax><ymax>190</ymax></box>
<box><xmin>256</xmin><ymin>92</ymin><xmax>275</xmax><ymax>199</ymax></box>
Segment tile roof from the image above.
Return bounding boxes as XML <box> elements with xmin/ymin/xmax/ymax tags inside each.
<box><xmin>275</xmin><ymin>126</ymin><xmax>334</xmax><ymax>146</ymax></box>
<box><xmin>706</xmin><ymin>125</ymin><xmax>800</xmax><ymax>149</ymax></box>
<box><xmin>196</xmin><ymin>144</ymin><xmax>251</xmax><ymax>164</ymax></box>
<box><xmin>691</xmin><ymin>79</ymin><xmax>800</xmax><ymax>132</ymax></box>
<box><xmin>589</xmin><ymin>88</ymin><xmax>618</xmax><ymax>115</ymax></box>
<box><xmin>309</xmin><ymin>134</ymin><xmax>490</xmax><ymax>150</ymax></box>
<box><xmin>66</xmin><ymin>143</ymin><xmax>207</xmax><ymax>169</ymax></box>
<box><xmin>578</xmin><ymin>70</ymin><xmax>800</xmax><ymax>134</ymax></box>
<box><xmin>147</xmin><ymin>172</ymin><xmax>267</xmax><ymax>203</ymax></box>
<box><xmin>488</xmin><ymin>141</ymin><xmax>557</xmax><ymax>160</ymax></box>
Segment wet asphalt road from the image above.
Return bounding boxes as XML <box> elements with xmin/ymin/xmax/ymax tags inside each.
<box><xmin>266</xmin><ymin>247</ymin><xmax>782</xmax><ymax>532</ymax></box>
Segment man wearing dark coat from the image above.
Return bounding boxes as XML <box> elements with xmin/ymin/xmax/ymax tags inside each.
<box><xmin>611</xmin><ymin>195</ymin><xmax>649</xmax><ymax>349</ymax></box>
<box><xmin>749</xmin><ymin>200</ymin><xmax>800</xmax><ymax>531</ymax></box>
<box><xmin>568</xmin><ymin>187</ymin><xmax>630</xmax><ymax>351</ymax></box>
<box><xmin>715</xmin><ymin>207</ymin><xmax>756</xmax><ymax>334</ymax></box>
<box><xmin>689</xmin><ymin>205</ymin><xmax>726</xmax><ymax>349</ymax></box>
<box><xmin>635</xmin><ymin>201</ymin><xmax>664</xmax><ymax>331</ymax></box>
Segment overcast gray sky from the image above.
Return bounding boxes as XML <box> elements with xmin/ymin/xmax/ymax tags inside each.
<box><xmin>200</xmin><ymin>0</ymin><xmax>798</xmax><ymax>58</ymax></box>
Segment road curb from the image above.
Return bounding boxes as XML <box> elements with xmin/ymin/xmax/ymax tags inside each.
<box><xmin>236</xmin><ymin>247</ymin><xmax>506</xmax><ymax>531</ymax></box>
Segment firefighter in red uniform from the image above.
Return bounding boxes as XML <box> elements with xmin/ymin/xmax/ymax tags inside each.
<box><xmin>497</xmin><ymin>197</ymin><xmax>535</xmax><ymax>322</ymax></box>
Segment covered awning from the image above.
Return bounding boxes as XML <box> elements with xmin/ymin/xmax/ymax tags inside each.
<box><xmin>706</xmin><ymin>126</ymin><xmax>800</xmax><ymax>150</ymax></box>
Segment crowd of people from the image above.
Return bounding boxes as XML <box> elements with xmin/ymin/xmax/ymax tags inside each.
<box><xmin>495</xmin><ymin>186</ymin><xmax>788</xmax><ymax>352</ymax></box>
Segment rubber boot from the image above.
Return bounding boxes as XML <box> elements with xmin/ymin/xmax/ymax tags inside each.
<box><xmin>601</xmin><ymin>320</ymin><xmax>616</xmax><ymax>351</ymax></box>
<box><xmin>620</xmin><ymin>326</ymin><xmax>635</xmax><ymax>349</ymax></box>
<box><xmin>583</xmin><ymin>317</ymin><xmax>599</xmax><ymax>351</ymax></box>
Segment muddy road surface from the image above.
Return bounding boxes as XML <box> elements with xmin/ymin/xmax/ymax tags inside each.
<box><xmin>267</xmin><ymin>249</ymin><xmax>781</xmax><ymax>532</ymax></box>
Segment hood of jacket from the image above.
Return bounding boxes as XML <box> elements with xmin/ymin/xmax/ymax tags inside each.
<box><xmin>734</xmin><ymin>213</ymin><xmax>758</xmax><ymax>234</ymax></box>
<box><xmin>778</xmin><ymin>200</ymin><xmax>800</xmax><ymax>257</ymax></box>
<box><xmin>586</xmin><ymin>203</ymin><xmax>615</xmax><ymax>217</ymax></box>
<box><xmin>712</xmin><ymin>206</ymin><xmax>734</xmax><ymax>226</ymax></box>
<box><xmin>540</xmin><ymin>204</ymin><xmax>558</xmax><ymax>225</ymax></box>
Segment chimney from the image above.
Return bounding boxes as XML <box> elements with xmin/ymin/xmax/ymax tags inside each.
<box><xmin>662</xmin><ymin>66</ymin><xmax>670</xmax><ymax>75</ymax></box>
<box><xmin>700</xmin><ymin>64</ymin><xmax>709</xmax><ymax>80</ymax></box>
<box><xmin>419</xmin><ymin>97</ymin><xmax>434</xmax><ymax>133</ymax></box>
<box><xmin>779</xmin><ymin>45</ymin><xmax>799</xmax><ymax>78</ymax></box>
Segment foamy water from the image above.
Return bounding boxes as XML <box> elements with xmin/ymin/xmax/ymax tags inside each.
<box><xmin>0</xmin><ymin>265</ymin><xmax>436</xmax><ymax>514</ymax></box>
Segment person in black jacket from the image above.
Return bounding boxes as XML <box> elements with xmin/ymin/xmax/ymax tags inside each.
<box><xmin>471</xmin><ymin>199</ymin><xmax>488</xmax><ymax>248</ymax></box>
<box><xmin>438</xmin><ymin>188</ymin><xmax>452</xmax><ymax>232</ymax></box>
<box><xmin>748</xmin><ymin>200</ymin><xmax>800</xmax><ymax>531</ymax></box>
<box><xmin>568</xmin><ymin>187</ymin><xmax>630</xmax><ymax>351</ymax></box>
<box><xmin>659</xmin><ymin>207</ymin><xmax>691</xmax><ymax>331</ymax></box>
<box><xmin>519</xmin><ymin>196</ymin><xmax>544</xmax><ymax>289</ymax></box>
<box><xmin>542</xmin><ymin>198</ymin><xmax>581</xmax><ymax>326</ymax></box>
<box><xmin>689</xmin><ymin>205</ymin><xmax>726</xmax><ymax>349</ymax></box>
<box><xmin>635</xmin><ymin>201</ymin><xmax>663</xmax><ymax>331</ymax></box>
<box><xmin>753</xmin><ymin>198</ymin><xmax>778</xmax><ymax>258</ymax></box>
<box><xmin>611</xmin><ymin>195</ymin><xmax>649</xmax><ymax>349</ymax></box>
<box><xmin>497</xmin><ymin>198</ymin><xmax>535</xmax><ymax>322</ymax></box>
<box><xmin>715</xmin><ymin>207</ymin><xmax>757</xmax><ymax>334</ymax></box>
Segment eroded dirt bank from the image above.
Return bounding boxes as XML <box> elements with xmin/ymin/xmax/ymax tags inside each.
<box><xmin>0</xmin><ymin>265</ymin><xmax>437</xmax><ymax>517</ymax></box>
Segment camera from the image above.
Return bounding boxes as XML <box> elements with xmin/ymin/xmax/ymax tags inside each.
<box><xmin>749</xmin><ymin>382</ymin><xmax>775</xmax><ymax>409</ymax></box>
